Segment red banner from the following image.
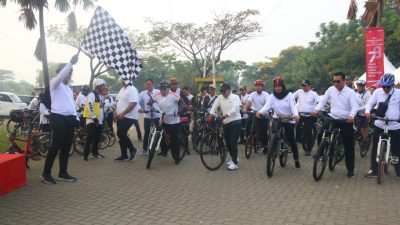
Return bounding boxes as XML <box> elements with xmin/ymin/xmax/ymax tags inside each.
<box><xmin>365</xmin><ymin>27</ymin><xmax>384</xmax><ymax>87</ymax></box>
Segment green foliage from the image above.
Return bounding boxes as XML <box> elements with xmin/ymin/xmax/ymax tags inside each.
<box><xmin>35</xmin><ymin>62</ymin><xmax>62</xmax><ymax>87</ymax></box>
<box><xmin>0</xmin><ymin>80</ymin><xmax>35</xmax><ymax>95</ymax></box>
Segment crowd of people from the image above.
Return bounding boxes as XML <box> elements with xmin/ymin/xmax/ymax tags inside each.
<box><xmin>26</xmin><ymin>54</ymin><xmax>400</xmax><ymax>184</ymax></box>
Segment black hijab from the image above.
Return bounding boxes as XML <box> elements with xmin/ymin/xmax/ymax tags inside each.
<box><xmin>272</xmin><ymin>84</ymin><xmax>289</xmax><ymax>100</ymax></box>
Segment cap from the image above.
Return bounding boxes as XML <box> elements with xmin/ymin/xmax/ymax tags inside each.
<box><xmin>209</xmin><ymin>84</ymin><xmax>216</xmax><ymax>89</ymax></box>
<box><xmin>219</xmin><ymin>83</ymin><xmax>231</xmax><ymax>92</ymax></box>
<box><xmin>239</xmin><ymin>85</ymin><xmax>246</xmax><ymax>90</ymax></box>
<box><xmin>301</xmin><ymin>79</ymin><xmax>310</xmax><ymax>86</ymax></box>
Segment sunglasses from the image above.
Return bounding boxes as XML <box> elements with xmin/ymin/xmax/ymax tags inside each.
<box><xmin>382</xmin><ymin>85</ymin><xmax>391</xmax><ymax>89</ymax></box>
<box><xmin>332</xmin><ymin>80</ymin><xmax>341</xmax><ymax>84</ymax></box>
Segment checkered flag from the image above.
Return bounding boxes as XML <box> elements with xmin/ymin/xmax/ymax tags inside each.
<box><xmin>81</xmin><ymin>6</ymin><xmax>141</xmax><ymax>84</ymax></box>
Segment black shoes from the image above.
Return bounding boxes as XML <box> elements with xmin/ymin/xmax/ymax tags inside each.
<box><xmin>58</xmin><ymin>173</ymin><xmax>77</xmax><ymax>182</ymax></box>
<box><xmin>295</xmin><ymin>161</ymin><xmax>301</xmax><ymax>169</ymax></box>
<box><xmin>347</xmin><ymin>171</ymin><xmax>354</xmax><ymax>178</ymax></box>
<box><xmin>41</xmin><ymin>174</ymin><xmax>56</xmax><ymax>184</ymax></box>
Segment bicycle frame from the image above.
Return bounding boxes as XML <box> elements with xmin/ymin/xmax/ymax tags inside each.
<box><xmin>376</xmin><ymin>118</ymin><xmax>392</xmax><ymax>165</ymax></box>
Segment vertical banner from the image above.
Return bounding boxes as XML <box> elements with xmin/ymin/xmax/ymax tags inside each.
<box><xmin>365</xmin><ymin>27</ymin><xmax>384</xmax><ymax>87</ymax></box>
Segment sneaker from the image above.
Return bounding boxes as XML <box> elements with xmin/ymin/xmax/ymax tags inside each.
<box><xmin>129</xmin><ymin>151</ymin><xmax>136</xmax><ymax>161</ymax></box>
<box><xmin>347</xmin><ymin>170</ymin><xmax>354</xmax><ymax>178</ymax></box>
<box><xmin>226</xmin><ymin>159</ymin><xmax>239</xmax><ymax>166</ymax></box>
<box><xmin>58</xmin><ymin>174</ymin><xmax>77</xmax><ymax>182</ymax></box>
<box><xmin>227</xmin><ymin>163</ymin><xmax>238</xmax><ymax>171</ymax></box>
<box><xmin>139</xmin><ymin>150</ymin><xmax>148</xmax><ymax>156</ymax></box>
<box><xmin>364</xmin><ymin>170</ymin><xmax>377</xmax><ymax>178</ymax></box>
<box><xmin>83</xmin><ymin>156</ymin><xmax>88</xmax><ymax>161</ymax></box>
<box><xmin>114</xmin><ymin>155</ymin><xmax>129</xmax><ymax>162</ymax></box>
<box><xmin>295</xmin><ymin>161</ymin><xmax>301</xmax><ymax>169</ymax></box>
<box><xmin>41</xmin><ymin>174</ymin><xmax>56</xmax><ymax>184</ymax></box>
<box><xmin>93</xmin><ymin>154</ymin><xmax>105</xmax><ymax>158</ymax></box>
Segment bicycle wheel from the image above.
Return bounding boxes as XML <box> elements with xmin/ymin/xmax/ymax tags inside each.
<box><xmin>359</xmin><ymin>134</ymin><xmax>371</xmax><ymax>158</ymax></box>
<box><xmin>73</xmin><ymin>133</ymin><xmax>86</xmax><ymax>156</ymax></box>
<box><xmin>377</xmin><ymin>141</ymin><xmax>387</xmax><ymax>184</ymax></box>
<box><xmin>328</xmin><ymin>134</ymin><xmax>341</xmax><ymax>171</ymax></box>
<box><xmin>146</xmin><ymin>132</ymin><xmax>160</xmax><ymax>169</ymax></box>
<box><xmin>266</xmin><ymin>134</ymin><xmax>277</xmax><ymax>177</ymax></box>
<box><xmin>244</xmin><ymin>134</ymin><xmax>255</xmax><ymax>159</ymax></box>
<box><xmin>99</xmin><ymin>133</ymin><xmax>110</xmax><ymax>150</ymax></box>
<box><xmin>279</xmin><ymin>140</ymin><xmax>288</xmax><ymax>167</ymax></box>
<box><xmin>191</xmin><ymin>126</ymin><xmax>200</xmax><ymax>153</ymax></box>
<box><xmin>200</xmin><ymin>132</ymin><xmax>226</xmax><ymax>171</ymax></box>
<box><xmin>178</xmin><ymin>131</ymin><xmax>188</xmax><ymax>162</ymax></box>
<box><xmin>107</xmin><ymin>133</ymin><xmax>116</xmax><ymax>147</ymax></box>
<box><xmin>335</xmin><ymin>137</ymin><xmax>345</xmax><ymax>164</ymax></box>
<box><xmin>6</xmin><ymin>120</ymin><xmax>22</xmax><ymax>135</ymax></box>
<box><xmin>313</xmin><ymin>139</ymin><xmax>329</xmax><ymax>181</ymax></box>
<box><xmin>35</xmin><ymin>134</ymin><xmax>50</xmax><ymax>157</ymax></box>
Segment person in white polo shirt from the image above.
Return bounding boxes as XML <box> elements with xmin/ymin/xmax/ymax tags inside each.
<box><xmin>257</xmin><ymin>76</ymin><xmax>301</xmax><ymax>168</ymax></box>
<box><xmin>364</xmin><ymin>73</ymin><xmax>400</xmax><ymax>178</ymax></box>
<box><xmin>114</xmin><ymin>78</ymin><xmax>139</xmax><ymax>161</ymax></box>
<box><xmin>238</xmin><ymin>85</ymin><xmax>250</xmax><ymax>144</ymax></box>
<box><xmin>210</xmin><ymin>83</ymin><xmax>242</xmax><ymax>170</ymax></box>
<box><xmin>41</xmin><ymin>54</ymin><xmax>79</xmax><ymax>184</ymax></box>
<box><xmin>243</xmin><ymin>79</ymin><xmax>269</xmax><ymax>154</ymax></box>
<box><xmin>293</xmin><ymin>79</ymin><xmax>319</xmax><ymax>156</ymax></box>
<box><xmin>312</xmin><ymin>72</ymin><xmax>359</xmax><ymax>177</ymax></box>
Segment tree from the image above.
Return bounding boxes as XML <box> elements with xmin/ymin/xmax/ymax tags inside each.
<box><xmin>35</xmin><ymin>62</ymin><xmax>61</xmax><ymax>87</ymax></box>
<box><xmin>347</xmin><ymin>0</ymin><xmax>400</xmax><ymax>27</ymax></box>
<box><xmin>1</xmin><ymin>0</ymin><xmax>96</xmax><ymax>87</ymax></box>
<box><xmin>147</xmin><ymin>9</ymin><xmax>262</xmax><ymax>77</ymax></box>
<box><xmin>0</xmin><ymin>69</ymin><xmax>14</xmax><ymax>81</ymax></box>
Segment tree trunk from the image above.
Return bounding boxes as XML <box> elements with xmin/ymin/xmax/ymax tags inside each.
<box><xmin>38</xmin><ymin>6</ymin><xmax>49</xmax><ymax>87</ymax></box>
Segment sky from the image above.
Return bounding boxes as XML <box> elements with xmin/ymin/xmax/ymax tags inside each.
<box><xmin>0</xmin><ymin>0</ymin><xmax>365</xmax><ymax>86</ymax></box>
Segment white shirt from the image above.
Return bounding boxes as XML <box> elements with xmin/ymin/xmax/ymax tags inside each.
<box><xmin>39</xmin><ymin>103</ymin><xmax>50</xmax><ymax>124</ymax></box>
<box><xmin>210</xmin><ymin>93</ymin><xmax>242</xmax><ymax>124</ymax></box>
<box><xmin>240</xmin><ymin>94</ymin><xmax>250</xmax><ymax>119</ymax></box>
<box><xmin>187</xmin><ymin>94</ymin><xmax>193</xmax><ymax>101</ymax></box>
<box><xmin>75</xmin><ymin>92</ymin><xmax>87</xmax><ymax>117</ymax></box>
<box><xmin>50</xmin><ymin>63</ymin><xmax>77</xmax><ymax>116</ymax></box>
<box><xmin>248</xmin><ymin>91</ymin><xmax>269</xmax><ymax>111</ymax></box>
<box><xmin>139</xmin><ymin>89</ymin><xmax>161</xmax><ymax>119</ymax></box>
<box><xmin>153</xmin><ymin>92</ymin><xmax>180</xmax><ymax>124</ymax></box>
<box><xmin>85</xmin><ymin>92</ymin><xmax>104</xmax><ymax>125</ymax></box>
<box><xmin>104</xmin><ymin>95</ymin><xmax>115</xmax><ymax>113</ymax></box>
<box><xmin>366</xmin><ymin>88</ymin><xmax>400</xmax><ymax>130</ymax></box>
<box><xmin>315</xmin><ymin>86</ymin><xmax>359</xmax><ymax>119</ymax></box>
<box><xmin>116</xmin><ymin>85</ymin><xmax>139</xmax><ymax>120</ymax></box>
<box><xmin>356</xmin><ymin>90</ymin><xmax>371</xmax><ymax>112</ymax></box>
<box><xmin>293</xmin><ymin>89</ymin><xmax>319</xmax><ymax>113</ymax></box>
<box><xmin>260</xmin><ymin>93</ymin><xmax>298</xmax><ymax>124</ymax></box>
<box><xmin>28</xmin><ymin>97</ymin><xmax>40</xmax><ymax>110</ymax></box>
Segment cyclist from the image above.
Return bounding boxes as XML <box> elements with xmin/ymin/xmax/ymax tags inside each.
<box><xmin>243</xmin><ymin>79</ymin><xmax>269</xmax><ymax>154</ymax></box>
<box><xmin>312</xmin><ymin>72</ymin><xmax>359</xmax><ymax>177</ymax></box>
<box><xmin>354</xmin><ymin>80</ymin><xmax>371</xmax><ymax>144</ymax></box>
<box><xmin>152</xmin><ymin>82</ymin><xmax>182</xmax><ymax>164</ymax></box>
<box><xmin>239</xmin><ymin>85</ymin><xmax>250</xmax><ymax>144</ymax></box>
<box><xmin>138</xmin><ymin>79</ymin><xmax>160</xmax><ymax>156</ymax></box>
<box><xmin>210</xmin><ymin>83</ymin><xmax>242</xmax><ymax>170</ymax></box>
<box><xmin>203</xmin><ymin>84</ymin><xmax>218</xmax><ymax>112</ymax></box>
<box><xmin>364</xmin><ymin>73</ymin><xmax>400</xmax><ymax>178</ymax></box>
<box><xmin>75</xmin><ymin>85</ymin><xmax>90</xmax><ymax>129</ymax></box>
<box><xmin>257</xmin><ymin>76</ymin><xmax>301</xmax><ymax>168</ymax></box>
<box><xmin>83</xmin><ymin>79</ymin><xmax>106</xmax><ymax>160</ymax></box>
<box><xmin>293</xmin><ymin>79</ymin><xmax>319</xmax><ymax>156</ymax></box>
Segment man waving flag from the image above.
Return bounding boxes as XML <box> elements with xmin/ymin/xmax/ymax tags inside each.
<box><xmin>81</xmin><ymin>6</ymin><xmax>141</xmax><ymax>84</ymax></box>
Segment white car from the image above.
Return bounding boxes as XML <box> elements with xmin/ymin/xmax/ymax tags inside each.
<box><xmin>0</xmin><ymin>92</ymin><xmax>28</xmax><ymax>116</ymax></box>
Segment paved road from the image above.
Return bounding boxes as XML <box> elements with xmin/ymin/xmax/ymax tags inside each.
<box><xmin>1</xmin><ymin>129</ymin><xmax>400</xmax><ymax>225</ymax></box>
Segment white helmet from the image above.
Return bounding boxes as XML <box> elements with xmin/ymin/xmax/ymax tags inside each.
<box><xmin>93</xmin><ymin>78</ymin><xmax>106</xmax><ymax>87</ymax></box>
<box><xmin>355</xmin><ymin>80</ymin><xmax>366</xmax><ymax>86</ymax></box>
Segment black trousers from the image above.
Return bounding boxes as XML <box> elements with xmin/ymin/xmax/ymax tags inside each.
<box><xmin>43</xmin><ymin>113</ymin><xmax>75</xmax><ymax>176</ymax></box>
<box><xmin>223</xmin><ymin>120</ymin><xmax>241</xmax><ymax>164</ymax></box>
<box><xmin>143</xmin><ymin>117</ymin><xmax>160</xmax><ymax>151</ymax></box>
<box><xmin>297</xmin><ymin>116</ymin><xmax>317</xmax><ymax>152</ymax></box>
<box><xmin>161</xmin><ymin>123</ymin><xmax>180</xmax><ymax>161</ymax></box>
<box><xmin>105</xmin><ymin>112</ymin><xmax>114</xmax><ymax>133</ymax></box>
<box><xmin>240</xmin><ymin>118</ymin><xmax>247</xmax><ymax>141</ymax></box>
<box><xmin>282</xmin><ymin>123</ymin><xmax>299</xmax><ymax>161</ymax></box>
<box><xmin>370</xmin><ymin>126</ymin><xmax>400</xmax><ymax>175</ymax></box>
<box><xmin>117</xmin><ymin>118</ymin><xmax>137</xmax><ymax>157</ymax></box>
<box><xmin>133</xmin><ymin>119</ymin><xmax>142</xmax><ymax>139</ymax></box>
<box><xmin>84</xmin><ymin>123</ymin><xmax>102</xmax><ymax>157</ymax></box>
<box><xmin>40</xmin><ymin>123</ymin><xmax>50</xmax><ymax>132</ymax></box>
<box><xmin>334</xmin><ymin>122</ymin><xmax>355</xmax><ymax>172</ymax></box>
<box><xmin>246</xmin><ymin>114</ymin><xmax>269</xmax><ymax>148</ymax></box>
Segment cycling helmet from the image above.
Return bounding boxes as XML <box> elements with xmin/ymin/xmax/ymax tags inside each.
<box><xmin>10</xmin><ymin>110</ymin><xmax>25</xmax><ymax>123</ymax></box>
<box><xmin>379</xmin><ymin>73</ymin><xmax>395</xmax><ymax>86</ymax></box>
<box><xmin>159</xmin><ymin>82</ymin><xmax>170</xmax><ymax>89</ymax></box>
<box><xmin>93</xmin><ymin>78</ymin><xmax>106</xmax><ymax>87</ymax></box>
<box><xmin>273</xmin><ymin>76</ymin><xmax>285</xmax><ymax>86</ymax></box>
<box><xmin>355</xmin><ymin>80</ymin><xmax>366</xmax><ymax>86</ymax></box>
<box><xmin>254</xmin><ymin>79</ymin><xmax>264</xmax><ymax>86</ymax></box>
<box><xmin>169</xmin><ymin>77</ymin><xmax>178</xmax><ymax>84</ymax></box>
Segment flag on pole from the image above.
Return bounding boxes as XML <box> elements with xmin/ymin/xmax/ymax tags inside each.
<box><xmin>81</xmin><ymin>6</ymin><xmax>141</xmax><ymax>84</ymax></box>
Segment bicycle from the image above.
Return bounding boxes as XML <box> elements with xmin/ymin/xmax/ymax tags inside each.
<box><xmin>312</xmin><ymin>112</ymin><xmax>346</xmax><ymax>181</ymax></box>
<box><xmin>297</xmin><ymin>112</ymin><xmax>317</xmax><ymax>153</ymax></box>
<box><xmin>354</xmin><ymin>112</ymin><xmax>373</xmax><ymax>158</ymax></box>
<box><xmin>199</xmin><ymin>116</ymin><xmax>226</xmax><ymax>171</ymax></box>
<box><xmin>6</xmin><ymin>109</ymin><xmax>40</xmax><ymax>136</ymax></box>
<box><xmin>146</xmin><ymin>112</ymin><xmax>187</xmax><ymax>169</ymax></box>
<box><xmin>372</xmin><ymin>115</ymin><xmax>400</xmax><ymax>184</ymax></box>
<box><xmin>191</xmin><ymin>108</ymin><xmax>209</xmax><ymax>154</ymax></box>
<box><xmin>266</xmin><ymin>116</ymin><xmax>292</xmax><ymax>177</ymax></box>
<box><xmin>244</xmin><ymin>110</ymin><xmax>263</xmax><ymax>159</ymax></box>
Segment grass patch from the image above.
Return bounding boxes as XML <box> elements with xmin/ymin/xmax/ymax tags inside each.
<box><xmin>0</xmin><ymin>125</ymin><xmax>9</xmax><ymax>152</ymax></box>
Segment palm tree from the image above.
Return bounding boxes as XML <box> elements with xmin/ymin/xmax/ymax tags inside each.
<box><xmin>347</xmin><ymin>0</ymin><xmax>400</xmax><ymax>27</ymax></box>
<box><xmin>0</xmin><ymin>69</ymin><xmax>14</xmax><ymax>81</ymax></box>
<box><xmin>0</xmin><ymin>0</ymin><xmax>96</xmax><ymax>87</ymax></box>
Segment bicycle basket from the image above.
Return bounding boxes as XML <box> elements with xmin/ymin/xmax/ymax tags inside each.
<box><xmin>10</xmin><ymin>110</ymin><xmax>25</xmax><ymax>123</ymax></box>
